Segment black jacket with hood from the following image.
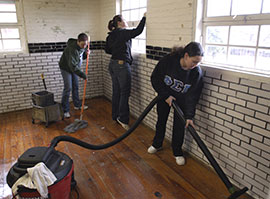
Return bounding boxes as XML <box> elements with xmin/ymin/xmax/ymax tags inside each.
<box><xmin>59</xmin><ymin>38</ymin><xmax>87</xmax><ymax>79</ymax></box>
<box><xmin>105</xmin><ymin>16</ymin><xmax>146</xmax><ymax>64</ymax></box>
<box><xmin>151</xmin><ymin>53</ymin><xmax>203</xmax><ymax>119</ymax></box>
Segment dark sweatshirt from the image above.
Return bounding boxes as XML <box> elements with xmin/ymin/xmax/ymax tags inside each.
<box><xmin>105</xmin><ymin>16</ymin><xmax>146</xmax><ymax>64</ymax></box>
<box><xmin>59</xmin><ymin>38</ymin><xmax>87</xmax><ymax>79</ymax></box>
<box><xmin>151</xmin><ymin>53</ymin><xmax>203</xmax><ymax>119</ymax></box>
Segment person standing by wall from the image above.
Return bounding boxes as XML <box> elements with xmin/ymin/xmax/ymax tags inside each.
<box><xmin>105</xmin><ymin>13</ymin><xmax>146</xmax><ymax>130</ymax></box>
<box><xmin>148</xmin><ymin>42</ymin><xmax>204</xmax><ymax>166</ymax></box>
<box><xmin>59</xmin><ymin>33</ymin><xmax>90</xmax><ymax>118</ymax></box>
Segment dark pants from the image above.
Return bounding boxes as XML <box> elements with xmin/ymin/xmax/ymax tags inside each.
<box><xmin>61</xmin><ymin>69</ymin><xmax>81</xmax><ymax>113</ymax></box>
<box><xmin>108</xmin><ymin>60</ymin><xmax>131</xmax><ymax>124</ymax></box>
<box><xmin>152</xmin><ymin>99</ymin><xmax>185</xmax><ymax>156</ymax></box>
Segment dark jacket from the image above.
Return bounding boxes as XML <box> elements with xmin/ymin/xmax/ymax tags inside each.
<box><xmin>105</xmin><ymin>16</ymin><xmax>146</xmax><ymax>64</ymax></box>
<box><xmin>59</xmin><ymin>39</ymin><xmax>87</xmax><ymax>79</ymax></box>
<box><xmin>151</xmin><ymin>53</ymin><xmax>203</xmax><ymax>119</ymax></box>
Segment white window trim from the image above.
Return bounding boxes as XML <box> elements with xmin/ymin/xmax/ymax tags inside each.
<box><xmin>0</xmin><ymin>0</ymin><xmax>28</xmax><ymax>55</ymax></box>
<box><xmin>194</xmin><ymin>0</ymin><xmax>270</xmax><ymax>80</ymax></box>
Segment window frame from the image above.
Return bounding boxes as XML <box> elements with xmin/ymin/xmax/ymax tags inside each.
<box><xmin>120</xmin><ymin>0</ymin><xmax>147</xmax><ymax>55</ymax></box>
<box><xmin>0</xmin><ymin>0</ymin><xmax>28</xmax><ymax>54</ymax></box>
<box><xmin>201</xmin><ymin>0</ymin><xmax>270</xmax><ymax>76</ymax></box>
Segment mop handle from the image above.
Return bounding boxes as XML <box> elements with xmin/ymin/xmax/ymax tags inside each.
<box><xmin>80</xmin><ymin>38</ymin><xmax>90</xmax><ymax>120</ymax></box>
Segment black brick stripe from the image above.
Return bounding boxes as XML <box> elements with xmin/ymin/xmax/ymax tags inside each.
<box><xmin>146</xmin><ymin>45</ymin><xmax>171</xmax><ymax>61</ymax></box>
<box><xmin>28</xmin><ymin>41</ymin><xmax>106</xmax><ymax>53</ymax></box>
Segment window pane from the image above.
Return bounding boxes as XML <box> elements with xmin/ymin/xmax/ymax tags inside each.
<box><xmin>228</xmin><ymin>47</ymin><xmax>255</xmax><ymax>67</ymax></box>
<box><xmin>122</xmin><ymin>11</ymin><xmax>130</xmax><ymax>21</ymax></box>
<box><xmin>140</xmin><ymin>0</ymin><xmax>147</xmax><ymax>7</ymax></box>
<box><xmin>232</xmin><ymin>0</ymin><xmax>262</xmax><ymax>15</ymax></box>
<box><xmin>138</xmin><ymin>39</ymin><xmax>146</xmax><ymax>53</ymax></box>
<box><xmin>259</xmin><ymin>25</ymin><xmax>270</xmax><ymax>47</ymax></box>
<box><xmin>256</xmin><ymin>49</ymin><xmax>270</xmax><ymax>70</ymax></box>
<box><xmin>132</xmin><ymin>39</ymin><xmax>139</xmax><ymax>52</ymax></box>
<box><xmin>1</xmin><ymin>28</ymin><xmax>19</xmax><ymax>39</ymax></box>
<box><xmin>137</xmin><ymin>27</ymin><xmax>146</xmax><ymax>39</ymax></box>
<box><xmin>122</xmin><ymin>0</ymin><xmax>130</xmax><ymax>10</ymax></box>
<box><xmin>130</xmin><ymin>9</ymin><xmax>140</xmax><ymax>21</ymax></box>
<box><xmin>205</xmin><ymin>45</ymin><xmax>227</xmax><ymax>63</ymax></box>
<box><xmin>229</xmin><ymin>26</ymin><xmax>258</xmax><ymax>46</ymax></box>
<box><xmin>0</xmin><ymin>41</ymin><xmax>2</xmax><ymax>50</ymax></box>
<box><xmin>130</xmin><ymin>0</ymin><xmax>140</xmax><ymax>9</ymax></box>
<box><xmin>139</xmin><ymin>8</ymin><xmax>146</xmax><ymax>19</ymax></box>
<box><xmin>0</xmin><ymin>13</ymin><xmax>17</xmax><ymax>23</ymax></box>
<box><xmin>206</xmin><ymin>26</ymin><xmax>229</xmax><ymax>44</ymax></box>
<box><xmin>207</xmin><ymin>0</ymin><xmax>231</xmax><ymax>17</ymax></box>
<box><xmin>262</xmin><ymin>0</ymin><xmax>270</xmax><ymax>13</ymax></box>
<box><xmin>0</xmin><ymin>4</ymin><xmax>16</xmax><ymax>11</ymax></box>
<box><xmin>3</xmin><ymin>39</ymin><xmax>21</xmax><ymax>50</ymax></box>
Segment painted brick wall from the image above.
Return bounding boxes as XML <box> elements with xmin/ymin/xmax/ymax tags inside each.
<box><xmin>22</xmin><ymin>0</ymin><xmax>101</xmax><ymax>43</ymax></box>
<box><xmin>0</xmin><ymin>50</ymin><xmax>103</xmax><ymax>113</ymax></box>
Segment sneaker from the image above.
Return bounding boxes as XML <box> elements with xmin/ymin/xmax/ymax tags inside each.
<box><xmin>74</xmin><ymin>105</ymin><xmax>88</xmax><ymax>110</ymax></box>
<box><xmin>175</xmin><ymin>156</ymin><xmax>185</xmax><ymax>166</ymax></box>
<box><xmin>64</xmin><ymin>112</ymin><xmax>71</xmax><ymax>118</ymax></box>
<box><xmin>147</xmin><ymin>146</ymin><xmax>162</xmax><ymax>154</ymax></box>
<box><xmin>116</xmin><ymin>118</ymin><xmax>130</xmax><ymax>130</ymax></box>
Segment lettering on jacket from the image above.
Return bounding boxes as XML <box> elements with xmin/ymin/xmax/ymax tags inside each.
<box><xmin>164</xmin><ymin>75</ymin><xmax>191</xmax><ymax>93</ymax></box>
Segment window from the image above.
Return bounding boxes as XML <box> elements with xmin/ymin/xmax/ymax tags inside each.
<box><xmin>121</xmin><ymin>0</ymin><xmax>147</xmax><ymax>54</ymax></box>
<box><xmin>202</xmin><ymin>0</ymin><xmax>270</xmax><ymax>74</ymax></box>
<box><xmin>0</xmin><ymin>0</ymin><xmax>27</xmax><ymax>53</ymax></box>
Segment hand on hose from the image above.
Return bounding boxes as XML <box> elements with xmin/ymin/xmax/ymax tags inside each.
<box><xmin>186</xmin><ymin>119</ymin><xmax>195</xmax><ymax>129</ymax></box>
<box><xmin>165</xmin><ymin>96</ymin><xmax>176</xmax><ymax>107</ymax></box>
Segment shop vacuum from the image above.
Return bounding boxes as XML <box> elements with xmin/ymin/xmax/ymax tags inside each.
<box><xmin>7</xmin><ymin>96</ymin><xmax>248</xmax><ymax>199</ymax></box>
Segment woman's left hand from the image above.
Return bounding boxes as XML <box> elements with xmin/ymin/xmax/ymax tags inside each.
<box><xmin>185</xmin><ymin>119</ymin><xmax>195</xmax><ymax>128</ymax></box>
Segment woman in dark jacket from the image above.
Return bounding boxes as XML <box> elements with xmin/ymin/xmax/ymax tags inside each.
<box><xmin>105</xmin><ymin>13</ymin><xmax>146</xmax><ymax>130</ymax></box>
<box><xmin>148</xmin><ymin>42</ymin><xmax>204</xmax><ymax>166</ymax></box>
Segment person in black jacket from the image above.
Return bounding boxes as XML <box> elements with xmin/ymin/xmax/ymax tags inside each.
<box><xmin>105</xmin><ymin>13</ymin><xmax>146</xmax><ymax>130</ymax></box>
<box><xmin>148</xmin><ymin>42</ymin><xmax>204</xmax><ymax>166</ymax></box>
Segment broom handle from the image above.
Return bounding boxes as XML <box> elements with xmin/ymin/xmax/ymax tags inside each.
<box><xmin>80</xmin><ymin>39</ymin><xmax>90</xmax><ymax>120</ymax></box>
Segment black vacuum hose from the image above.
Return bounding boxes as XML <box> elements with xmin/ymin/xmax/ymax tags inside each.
<box><xmin>47</xmin><ymin>96</ymin><xmax>247</xmax><ymax>199</ymax></box>
<box><xmin>49</xmin><ymin>96</ymin><xmax>161</xmax><ymax>149</ymax></box>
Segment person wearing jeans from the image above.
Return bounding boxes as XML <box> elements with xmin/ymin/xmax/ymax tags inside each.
<box><xmin>105</xmin><ymin>13</ymin><xmax>146</xmax><ymax>130</ymax></box>
<box><xmin>59</xmin><ymin>33</ymin><xmax>89</xmax><ymax>118</ymax></box>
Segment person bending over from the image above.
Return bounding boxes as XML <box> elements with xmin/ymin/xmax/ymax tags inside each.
<box><xmin>148</xmin><ymin>42</ymin><xmax>204</xmax><ymax>166</ymax></box>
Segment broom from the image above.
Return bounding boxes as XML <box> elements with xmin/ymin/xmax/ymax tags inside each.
<box><xmin>64</xmin><ymin>37</ymin><xmax>90</xmax><ymax>133</ymax></box>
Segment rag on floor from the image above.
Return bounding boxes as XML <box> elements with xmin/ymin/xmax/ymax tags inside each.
<box><xmin>12</xmin><ymin>162</ymin><xmax>57</xmax><ymax>198</ymax></box>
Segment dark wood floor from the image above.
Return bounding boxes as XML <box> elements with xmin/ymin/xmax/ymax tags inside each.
<box><xmin>0</xmin><ymin>97</ymin><xmax>253</xmax><ymax>199</ymax></box>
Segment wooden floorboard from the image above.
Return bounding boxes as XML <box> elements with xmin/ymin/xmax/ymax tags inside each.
<box><xmin>0</xmin><ymin>97</ymin><xmax>253</xmax><ymax>199</ymax></box>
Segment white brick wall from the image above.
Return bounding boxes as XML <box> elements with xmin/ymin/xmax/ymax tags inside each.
<box><xmin>0</xmin><ymin>51</ymin><xmax>103</xmax><ymax>113</ymax></box>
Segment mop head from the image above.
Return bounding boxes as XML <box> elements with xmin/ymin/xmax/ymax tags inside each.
<box><xmin>64</xmin><ymin>119</ymin><xmax>88</xmax><ymax>133</ymax></box>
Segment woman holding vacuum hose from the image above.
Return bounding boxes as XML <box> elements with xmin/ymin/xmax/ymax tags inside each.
<box><xmin>148</xmin><ymin>42</ymin><xmax>204</xmax><ymax>166</ymax></box>
<box><xmin>105</xmin><ymin>13</ymin><xmax>146</xmax><ymax>130</ymax></box>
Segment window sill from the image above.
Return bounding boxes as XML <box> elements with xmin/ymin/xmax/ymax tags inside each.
<box><xmin>200</xmin><ymin>62</ymin><xmax>270</xmax><ymax>84</ymax></box>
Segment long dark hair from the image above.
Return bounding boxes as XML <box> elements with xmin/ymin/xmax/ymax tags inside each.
<box><xmin>171</xmin><ymin>42</ymin><xmax>204</xmax><ymax>57</ymax></box>
<box><xmin>108</xmin><ymin>15</ymin><xmax>123</xmax><ymax>31</ymax></box>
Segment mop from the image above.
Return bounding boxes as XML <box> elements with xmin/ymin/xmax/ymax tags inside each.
<box><xmin>64</xmin><ymin>39</ymin><xmax>90</xmax><ymax>133</ymax></box>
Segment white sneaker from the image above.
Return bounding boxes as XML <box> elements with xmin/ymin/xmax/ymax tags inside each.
<box><xmin>74</xmin><ymin>105</ymin><xmax>88</xmax><ymax>110</ymax></box>
<box><xmin>64</xmin><ymin>112</ymin><xmax>71</xmax><ymax>118</ymax></box>
<box><xmin>175</xmin><ymin>156</ymin><xmax>185</xmax><ymax>166</ymax></box>
<box><xmin>116</xmin><ymin>118</ymin><xmax>130</xmax><ymax>130</ymax></box>
<box><xmin>147</xmin><ymin>146</ymin><xmax>162</xmax><ymax>154</ymax></box>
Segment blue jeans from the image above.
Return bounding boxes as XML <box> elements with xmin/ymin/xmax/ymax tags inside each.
<box><xmin>61</xmin><ymin>69</ymin><xmax>81</xmax><ymax>113</ymax></box>
<box><xmin>109</xmin><ymin>60</ymin><xmax>131</xmax><ymax>124</ymax></box>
